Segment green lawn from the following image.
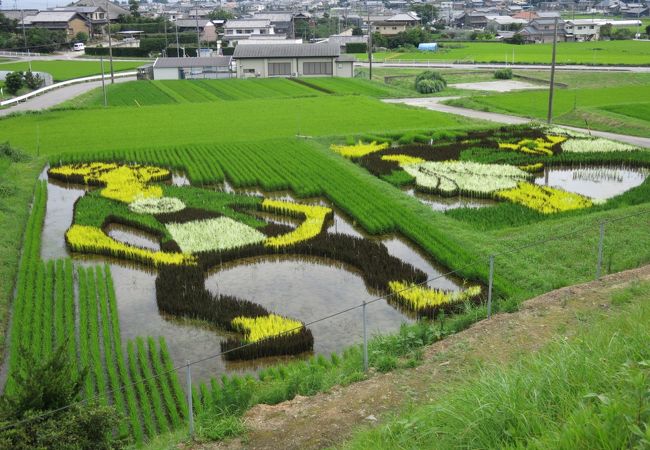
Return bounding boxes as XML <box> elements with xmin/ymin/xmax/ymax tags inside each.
<box><xmin>355</xmin><ymin>40</ymin><xmax>650</xmax><ymax>65</ymax></box>
<box><xmin>0</xmin><ymin>60</ymin><xmax>145</xmax><ymax>81</ymax></box>
<box><xmin>447</xmin><ymin>84</ymin><xmax>650</xmax><ymax>137</ymax></box>
<box><xmin>0</xmin><ymin>96</ymin><xmax>475</xmax><ymax>154</ymax></box>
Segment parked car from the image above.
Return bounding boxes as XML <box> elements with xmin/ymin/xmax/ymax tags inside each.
<box><xmin>72</xmin><ymin>42</ymin><xmax>85</xmax><ymax>51</ymax></box>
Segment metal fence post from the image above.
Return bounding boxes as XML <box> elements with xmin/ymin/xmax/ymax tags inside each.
<box><xmin>186</xmin><ymin>361</ymin><xmax>194</xmax><ymax>438</ymax></box>
<box><xmin>487</xmin><ymin>255</ymin><xmax>494</xmax><ymax>319</ymax></box>
<box><xmin>596</xmin><ymin>221</ymin><xmax>605</xmax><ymax>280</ymax></box>
<box><xmin>362</xmin><ymin>301</ymin><xmax>368</xmax><ymax>372</ymax></box>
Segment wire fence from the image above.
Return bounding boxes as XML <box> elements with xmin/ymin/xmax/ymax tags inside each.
<box><xmin>1</xmin><ymin>207</ymin><xmax>649</xmax><ymax>436</ymax></box>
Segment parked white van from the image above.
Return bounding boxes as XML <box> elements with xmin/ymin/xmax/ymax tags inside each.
<box><xmin>72</xmin><ymin>42</ymin><xmax>85</xmax><ymax>51</ymax></box>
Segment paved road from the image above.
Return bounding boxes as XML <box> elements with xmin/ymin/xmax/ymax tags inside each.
<box><xmin>359</xmin><ymin>62</ymin><xmax>650</xmax><ymax>72</ymax></box>
<box><xmin>0</xmin><ymin>76</ymin><xmax>134</xmax><ymax>116</ymax></box>
<box><xmin>383</xmin><ymin>97</ymin><xmax>650</xmax><ymax>148</ymax></box>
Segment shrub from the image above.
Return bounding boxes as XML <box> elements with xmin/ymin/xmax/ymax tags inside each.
<box><xmin>494</xmin><ymin>68</ymin><xmax>513</xmax><ymax>79</ymax></box>
<box><xmin>345</xmin><ymin>42</ymin><xmax>367</xmax><ymax>53</ymax></box>
<box><xmin>5</xmin><ymin>71</ymin><xmax>23</xmax><ymax>94</ymax></box>
<box><xmin>414</xmin><ymin>70</ymin><xmax>446</xmax><ymax>86</ymax></box>
<box><xmin>416</xmin><ymin>79</ymin><xmax>446</xmax><ymax>94</ymax></box>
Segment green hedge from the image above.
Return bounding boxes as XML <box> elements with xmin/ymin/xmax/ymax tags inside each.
<box><xmin>117</xmin><ymin>22</ymin><xmax>168</xmax><ymax>33</ymax></box>
<box><xmin>345</xmin><ymin>42</ymin><xmax>367</xmax><ymax>53</ymax></box>
<box><xmin>85</xmin><ymin>47</ymin><xmax>151</xmax><ymax>57</ymax></box>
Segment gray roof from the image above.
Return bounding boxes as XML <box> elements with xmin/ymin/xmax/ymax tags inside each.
<box><xmin>252</xmin><ymin>13</ymin><xmax>293</xmax><ymax>22</ymax></box>
<box><xmin>175</xmin><ymin>19</ymin><xmax>213</xmax><ymax>28</ymax></box>
<box><xmin>233</xmin><ymin>44</ymin><xmax>340</xmax><ymax>58</ymax></box>
<box><xmin>224</xmin><ymin>19</ymin><xmax>272</xmax><ymax>28</ymax></box>
<box><xmin>153</xmin><ymin>56</ymin><xmax>232</xmax><ymax>68</ymax></box>
<box><xmin>0</xmin><ymin>9</ymin><xmax>39</xmax><ymax>21</ymax></box>
<box><xmin>24</xmin><ymin>11</ymin><xmax>86</xmax><ymax>23</ymax></box>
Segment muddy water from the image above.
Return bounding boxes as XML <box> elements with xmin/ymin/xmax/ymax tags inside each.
<box><xmin>535</xmin><ymin>166</ymin><xmax>649</xmax><ymax>200</ymax></box>
<box><xmin>41</xmin><ymin>173</ymin><xmax>465</xmax><ymax>381</ymax></box>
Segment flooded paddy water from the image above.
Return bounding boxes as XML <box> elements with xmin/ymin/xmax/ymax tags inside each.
<box><xmin>39</xmin><ymin>171</ymin><xmax>465</xmax><ymax>382</ymax></box>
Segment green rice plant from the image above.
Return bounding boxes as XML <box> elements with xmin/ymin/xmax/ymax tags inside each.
<box><xmin>94</xmin><ymin>266</ymin><xmax>130</xmax><ymax>438</ymax></box>
<box><xmin>105</xmin><ymin>266</ymin><xmax>144</xmax><ymax>444</ymax></box>
<box><xmin>76</xmin><ymin>266</ymin><xmax>95</xmax><ymax>399</ymax></box>
<box><xmin>53</xmin><ymin>259</ymin><xmax>65</xmax><ymax>348</ymax></box>
<box><xmin>29</xmin><ymin>262</ymin><xmax>45</xmax><ymax>358</ymax></box>
<box><xmin>42</xmin><ymin>260</ymin><xmax>55</xmax><ymax>358</ymax></box>
<box><xmin>147</xmin><ymin>336</ymin><xmax>183</xmax><ymax>428</ymax></box>
<box><xmin>127</xmin><ymin>339</ymin><xmax>156</xmax><ymax>438</ymax></box>
<box><xmin>64</xmin><ymin>259</ymin><xmax>75</xmax><ymax>364</ymax></box>
<box><xmin>86</xmin><ymin>268</ymin><xmax>109</xmax><ymax>405</ymax></box>
<box><xmin>135</xmin><ymin>336</ymin><xmax>170</xmax><ymax>434</ymax></box>
<box><xmin>158</xmin><ymin>337</ymin><xmax>188</xmax><ymax>419</ymax></box>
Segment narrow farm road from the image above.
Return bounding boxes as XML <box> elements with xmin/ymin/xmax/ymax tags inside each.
<box><xmin>383</xmin><ymin>97</ymin><xmax>650</xmax><ymax>148</ymax></box>
<box><xmin>191</xmin><ymin>264</ymin><xmax>650</xmax><ymax>450</ymax></box>
<box><xmin>0</xmin><ymin>76</ymin><xmax>135</xmax><ymax>116</ymax></box>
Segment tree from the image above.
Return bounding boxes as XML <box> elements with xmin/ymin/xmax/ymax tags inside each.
<box><xmin>646</xmin><ymin>24</ymin><xmax>650</xmax><ymax>36</ymax></box>
<box><xmin>412</xmin><ymin>3</ymin><xmax>438</xmax><ymax>26</ymax></box>
<box><xmin>128</xmin><ymin>0</ymin><xmax>140</xmax><ymax>18</ymax></box>
<box><xmin>208</xmin><ymin>8</ymin><xmax>235</xmax><ymax>20</ymax></box>
<box><xmin>0</xmin><ymin>341</ymin><xmax>123</xmax><ymax>449</ymax></box>
<box><xmin>352</xmin><ymin>26</ymin><xmax>363</xmax><ymax>36</ymax></box>
<box><xmin>5</xmin><ymin>71</ymin><xmax>23</xmax><ymax>95</ymax></box>
<box><xmin>75</xmin><ymin>31</ymin><xmax>88</xmax><ymax>43</ymax></box>
<box><xmin>23</xmin><ymin>71</ymin><xmax>43</xmax><ymax>90</ymax></box>
<box><xmin>600</xmin><ymin>23</ymin><xmax>612</xmax><ymax>39</ymax></box>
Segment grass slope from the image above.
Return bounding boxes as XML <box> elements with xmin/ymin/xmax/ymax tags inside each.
<box><xmin>355</xmin><ymin>40</ymin><xmax>650</xmax><ymax>65</ymax></box>
<box><xmin>0</xmin><ymin>60</ymin><xmax>144</xmax><ymax>81</ymax></box>
<box><xmin>448</xmin><ymin>84</ymin><xmax>650</xmax><ymax>137</ymax></box>
<box><xmin>342</xmin><ymin>279</ymin><xmax>650</xmax><ymax>450</ymax></box>
<box><xmin>0</xmin><ymin>96</ymin><xmax>474</xmax><ymax>154</ymax></box>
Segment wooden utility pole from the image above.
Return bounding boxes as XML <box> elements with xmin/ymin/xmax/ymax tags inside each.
<box><xmin>546</xmin><ymin>17</ymin><xmax>559</xmax><ymax>124</ymax></box>
<box><xmin>366</xmin><ymin>1</ymin><xmax>372</xmax><ymax>80</ymax></box>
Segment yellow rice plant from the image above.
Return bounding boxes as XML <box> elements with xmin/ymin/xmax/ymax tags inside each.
<box><xmin>518</xmin><ymin>163</ymin><xmax>544</xmax><ymax>173</ymax></box>
<box><xmin>50</xmin><ymin>163</ymin><xmax>169</xmax><ymax>203</ymax></box>
<box><xmin>66</xmin><ymin>225</ymin><xmax>194</xmax><ymax>266</ymax></box>
<box><xmin>381</xmin><ymin>154</ymin><xmax>425</xmax><ymax>165</ymax></box>
<box><xmin>389</xmin><ymin>281</ymin><xmax>481</xmax><ymax>311</ymax></box>
<box><xmin>498</xmin><ymin>135</ymin><xmax>566</xmax><ymax>156</ymax></box>
<box><xmin>262</xmin><ymin>199</ymin><xmax>331</xmax><ymax>248</ymax></box>
<box><xmin>330</xmin><ymin>141</ymin><xmax>389</xmax><ymax>158</ymax></box>
<box><xmin>495</xmin><ymin>182</ymin><xmax>593</xmax><ymax>214</ymax></box>
<box><xmin>231</xmin><ymin>314</ymin><xmax>303</xmax><ymax>343</ymax></box>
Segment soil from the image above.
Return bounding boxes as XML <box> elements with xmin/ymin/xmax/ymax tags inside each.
<box><xmin>187</xmin><ymin>264</ymin><xmax>650</xmax><ymax>450</ymax></box>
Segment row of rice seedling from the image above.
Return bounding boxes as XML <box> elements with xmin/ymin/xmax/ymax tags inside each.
<box><xmin>5</xmin><ymin>181</ymin><xmax>47</xmax><ymax>396</ymax></box>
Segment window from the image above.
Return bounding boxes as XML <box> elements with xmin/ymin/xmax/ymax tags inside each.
<box><xmin>268</xmin><ymin>62</ymin><xmax>291</xmax><ymax>76</ymax></box>
<box><xmin>303</xmin><ymin>61</ymin><xmax>333</xmax><ymax>75</ymax></box>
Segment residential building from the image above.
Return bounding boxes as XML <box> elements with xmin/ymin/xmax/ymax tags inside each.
<box><xmin>564</xmin><ymin>18</ymin><xmax>642</xmax><ymax>40</ymax></box>
<box><xmin>51</xmin><ymin>6</ymin><xmax>108</xmax><ymax>37</ymax></box>
<box><xmin>370</xmin><ymin>12</ymin><xmax>420</xmax><ymax>35</ymax></box>
<box><xmin>519</xmin><ymin>17</ymin><xmax>565</xmax><ymax>43</ymax></box>
<box><xmin>233</xmin><ymin>43</ymin><xmax>354</xmax><ymax>78</ymax></box>
<box><xmin>252</xmin><ymin>12</ymin><xmax>294</xmax><ymax>36</ymax></box>
<box><xmin>22</xmin><ymin>11</ymin><xmax>91</xmax><ymax>41</ymax></box>
<box><xmin>152</xmin><ymin>56</ymin><xmax>233</xmax><ymax>80</ymax></box>
<box><xmin>223</xmin><ymin>19</ymin><xmax>275</xmax><ymax>43</ymax></box>
<box><xmin>72</xmin><ymin>0</ymin><xmax>129</xmax><ymax>21</ymax></box>
<box><xmin>174</xmin><ymin>19</ymin><xmax>217</xmax><ymax>42</ymax></box>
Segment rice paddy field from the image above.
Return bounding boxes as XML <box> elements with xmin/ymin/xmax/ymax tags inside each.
<box><xmin>61</xmin><ymin>77</ymin><xmax>418</xmax><ymax>108</ymax></box>
<box><xmin>355</xmin><ymin>40</ymin><xmax>650</xmax><ymax>65</ymax></box>
<box><xmin>0</xmin><ymin>59</ymin><xmax>145</xmax><ymax>81</ymax></box>
<box><xmin>1</xmin><ymin>74</ymin><xmax>649</xmax><ymax>447</ymax></box>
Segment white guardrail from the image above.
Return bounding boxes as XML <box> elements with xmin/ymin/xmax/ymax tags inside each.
<box><xmin>0</xmin><ymin>50</ymin><xmax>43</xmax><ymax>57</ymax></box>
<box><xmin>0</xmin><ymin>71</ymin><xmax>136</xmax><ymax>108</ymax></box>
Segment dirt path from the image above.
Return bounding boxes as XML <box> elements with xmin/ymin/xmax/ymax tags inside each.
<box><xmin>189</xmin><ymin>264</ymin><xmax>650</xmax><ymax>450</ymax></box>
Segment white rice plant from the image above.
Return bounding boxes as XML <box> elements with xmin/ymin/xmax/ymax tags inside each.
<box><xmin>166</xmin><ymin>217</ymin><xmax>265</xmax><ymax>253</ymax></box>
<box><xmin>129</xmin><ymin>196</ymin><xmax>186</xmax><ymax>214</ymax></box>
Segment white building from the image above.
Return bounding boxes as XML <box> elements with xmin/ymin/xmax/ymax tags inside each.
<box><xmin>233</xmin><ymin>44</ymin><xmax>354</xmax><ymax>78</ymax></box>
<box><xmin>223</xmin><ymin>19</ymin><xmax>275</xmax><ymax>43</ymax></box>
<box><xmin>152</xmin><ymin>56</ymin><xmax>233</xmax><ymax>80</ymax></box>
<box><xmin>565</xmin><ymin>19</ymin><xmax>642</xmax><ymax>40</ymax></box>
